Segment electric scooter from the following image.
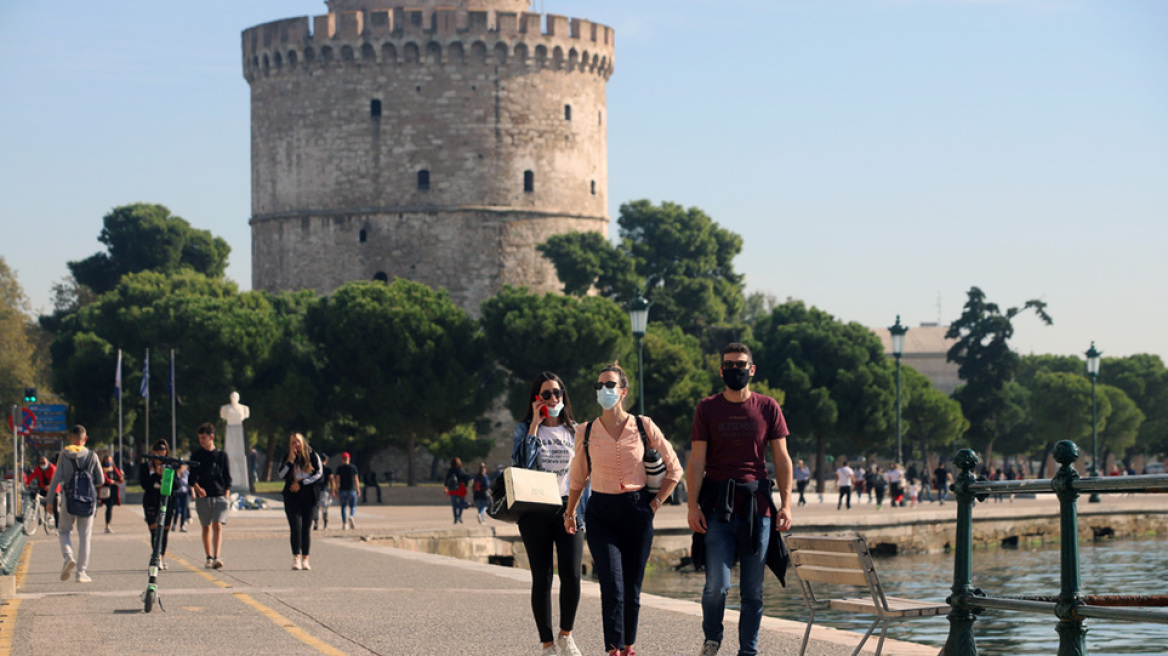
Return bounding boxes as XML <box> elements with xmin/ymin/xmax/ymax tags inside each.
<box><xmin>140</xmin><ymin>454</ymin><xmax>198</xmax><ymax>613</ymax></box>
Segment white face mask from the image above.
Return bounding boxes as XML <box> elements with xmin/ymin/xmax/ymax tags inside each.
<box><xmin>596</xmin><ymin>387</ymin><xmax>622</xmax><ymax>411</ymax></box>
<box><xmin>547</xmin><ymin>401</ymin><xmax>565</xmax><ymax>417</ymax></box>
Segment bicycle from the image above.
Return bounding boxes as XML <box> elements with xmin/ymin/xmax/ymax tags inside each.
<box><xmin>140</xmin><ymin>454</ymin><xmax>199</xmax><ymax>613</ymax></box>
<box><xmin>22</xmin><ymin>488</ymin><xmax>57</xmax><ymax>536</ymax></box>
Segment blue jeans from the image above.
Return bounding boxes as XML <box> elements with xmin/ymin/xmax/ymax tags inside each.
<box><xmin>450</xmin><ymin>495</ymin><xmax>466</xmax><ymax>522</ymax></box>
<box><xmin>701</xmin><ymin>513</ymin><xmax>772</xmax><ymax>656</ymax></box>
<box><xmin>338</xmin><ymin>490</ymin><xmax>357</xmax><ymax>523</ymax></box>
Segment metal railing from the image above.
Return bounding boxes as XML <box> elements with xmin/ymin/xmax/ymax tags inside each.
<box><xmin>943</xmin><ymin>440</ymin><xmax>1168</xmax><ymax>656</ymax></box>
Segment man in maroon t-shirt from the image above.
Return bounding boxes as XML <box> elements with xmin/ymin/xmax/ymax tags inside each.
<box><xmin>688</xmin><ymin>342</ymin><xmax>793</xmax><ymax>656</ymax></box>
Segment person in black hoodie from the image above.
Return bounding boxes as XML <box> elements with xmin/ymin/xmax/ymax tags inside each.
<box><xmin>190</xmin><ymin>422</ymin><xmax>231</xmax><ymax>570</ymax></box>
<box><xmin>278</xmin><ymin>433</ymin><xmax>323</xmax><ymax>571</ymax></box>
<box><xmin>140</xmin><ymin>439</ymin><xmax>176</xmax><ymax>569</ymax></box>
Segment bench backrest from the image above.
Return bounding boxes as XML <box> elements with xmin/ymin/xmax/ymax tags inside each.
<box><xmin>787</xmin><ymin>535</ymin><xmax>890</xmax><ymax>612</ymax></box>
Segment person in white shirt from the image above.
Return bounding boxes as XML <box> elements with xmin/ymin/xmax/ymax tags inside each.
<box><xmin>835</xmin><ymin>462</ymin><xmax>855</xmax><ymax>510</ymax></box>
<box><xmin>886</xmin><ymin>462</ymin><xmax>904</xmax><ymax>508</ymax></box>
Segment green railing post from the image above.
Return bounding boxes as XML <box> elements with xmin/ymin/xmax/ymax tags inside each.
<box><xmin>943</xmin><ymin>448</ymin><xmax>983</xmax><ymax>656</ymax></box>
<box><xmin>1052</xmin><ymin>440</ymin><xmax>1088</xmax><ymax>656</ymax></box>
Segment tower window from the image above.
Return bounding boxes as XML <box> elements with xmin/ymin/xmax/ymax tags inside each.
<box><xmin>565</xmin><ymin>104</ymin><xmax>571</xmax><ymax>121</ymax></box>
<box><xmin>373</xmin><ymin>271</ymin><xmax>389</xmax><ymax>282</ymax></box>
<box><xmin>418</xmin><ymin>170</ymin><xmax>431</xmax><ymax>191</ymax></box>
<box><xmin>524</xmin><ymin>170</ymin><xmax>534</xmax><ymax>193</ymax></box>
<box><xmin>359</xmin><ymin>229</ymin><xmax>368</xmax><ymax>243</ymax></box>
<box><xmin>591</xmin><ymin>180</ymin><xmax>596</xmax><ymax>195</ymax></box>
<box><xmin>371</xmin><ymin>99</ymin><xmax>382</xmax><ymax>117</ymax></box>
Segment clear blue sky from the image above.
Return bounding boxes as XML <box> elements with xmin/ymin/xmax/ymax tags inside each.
<box><xmin>1</xmin><ymin>0</ymin><xmax>1165</xmax><ymax>362</ymax></box>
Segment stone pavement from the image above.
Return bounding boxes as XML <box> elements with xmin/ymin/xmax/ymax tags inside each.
<box><xmin>5</xmin><ymin>493</ymin><xmax>1159</xmax><ymax>656</ymax></box>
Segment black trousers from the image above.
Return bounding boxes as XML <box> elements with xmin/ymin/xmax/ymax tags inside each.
<box><xmin>584</xmin><ymin>491</ymin><xmax>655</xmax><ymax>653</ymax></box>
<box><xmin>145</xmin><ymin>504</ymin><xmax>174</xmax><ymax>557</ymax></box>
<box><xmin>796</xmin><ymin>479</ymin><xmax>809</xmax><ymax>505</ymax></box>
<box><xmin>518</xmin><ymin>499</ymin><xmax>583</xmax><ymax>644</ymax></box>
<box><xmin>284</xmin><ymin>491</ymin><xmax>318</xmax><ymax>556</ymax></box>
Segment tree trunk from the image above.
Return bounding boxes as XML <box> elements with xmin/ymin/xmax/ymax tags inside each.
<box><xmin>407</xmin><ymin>432</ymin><xmax>417</xmax><ymax>486</ymax></box>
<box><xmin>1038</xmin><ymin>441</ymin><xmax>1054</xmax><ymax>478</ymax></box>
<box><xmin>264</xmin><ymin>432</ymin><xmax>277</xmax><ymax>482</ymax></box>
<box><xmin>814</xmin><ymin>435</ymin><xmax>827</xmax><ymax>494</ymax></box>
<box><xmin>983</xmin><ymin>438</ymin><xmax>996</xmax><ymax>476</ymax></box>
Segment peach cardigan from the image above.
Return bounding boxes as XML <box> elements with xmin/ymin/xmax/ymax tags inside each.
<box><xmin>568</xmin><ymin>414</ymin><xmax>683</xmax><ymax>495</ymax></box>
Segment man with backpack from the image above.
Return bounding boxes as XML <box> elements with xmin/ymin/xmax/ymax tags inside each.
<box><xmin>47</xmin><ymin>425</ymin><xmax>106</xmax><ymax>583</ymax></box>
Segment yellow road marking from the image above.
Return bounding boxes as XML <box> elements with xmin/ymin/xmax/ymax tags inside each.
<box><xmin>233</xmin><ymin>592</ymin><xmax>349</xmax><ymax>656</ymax></box>
<box><xmin>0</xmin><ymin>541</ymin><xmax>34</xmax><ymax>655</ymax></box>
<box><xmin>166</xmin><ymin>544</ymin><xmax>346</xmax><ymax>655</ymax></box>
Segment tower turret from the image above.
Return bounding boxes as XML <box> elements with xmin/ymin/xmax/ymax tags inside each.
<box><xmin>243</xmin><ymin>4</ymin><xmax>614</xmax><ymax>312</ymax></box>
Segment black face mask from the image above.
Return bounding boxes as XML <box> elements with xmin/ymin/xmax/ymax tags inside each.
<box><xmin>722</xmin><ymin>368</ymin><xmax>751</xmax><ymax>391</ymax></box>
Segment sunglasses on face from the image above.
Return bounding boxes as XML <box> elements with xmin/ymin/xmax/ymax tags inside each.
<box><xmin>721</xmin><ymin>360</ymin><xmax>752</xmax><ymax>370</ymax></box>
<box><xmin>593</xmin><ymin>381</ymin><xmax>624</xmax><ymax>390</ymax></box>
<box><xmin>539</xmin><ymin>389</ymin><xmax>564</xmax><ymax>401</ymax></box>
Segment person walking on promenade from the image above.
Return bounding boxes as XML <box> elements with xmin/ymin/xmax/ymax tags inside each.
<box><xmin>278</xmin><ymin>433</ymin><xmax>323</xmax><ymax>570</ymax></box>
<box><xmin>190</xmin><ymin>423</ymin><xmax>231</xmax><ymax>569</ymax></box>
<box><xmin>886</xmin><ymin>462</ymin><xmax>904</xmax><ymax>508</ymax></box>
<box><xmin>471</xmin><ymin>462</ymin><xmax>490</xmax><ymax>524</ymax></box>
<box><xmin>314</xmin><ymin>454</ymin><xmax>333</xmax><ymax>530</ymax></box>
<box><xmin>100</xmin><ymin>453</ymin><xmax>124</xmax><ymax>533</ymax></box>
<box><xmin>335</xmin><ymin>453</ymin><xmax>360</xmax><ymax>530</ymax></box>
<box><xmin>566</xmin><ymin>363</ymin><xmax>683</xmax><ymax>656</ymax></box>
<box><xmin>868</xmin><ymin>465</ymin><xmax>887</xmax><ymax>510</ymax></box>
<box><xmin>444</xmin><ymin>457</ymin><xmax>472</xmax><ymax>524</ymax></box>
<box><xmin>907</xmin><ymin>478</ymin><xmax>921</xmax><ymax>508</ymax></box>
<box><xmin>363</xmin><ymin>469</ymin><xmax>382</xmax><ymax>504</ymax></box>
<box><xmin>934</xmin><ymin>461</ymin><xmax>952</xmax><ymax>505</ymax></box>
<box><xmin>512</xmin><ymin>371</ymin><xmax>586</xmax><ymax>656</ymax></box>
<box><xmin>854</xmin><ymin>464</ymin><xmax>867</xmax><ymax>503</ymax></box>
<box><xmin>140</xmin><ymin>440</ymin><xmax>176</xmax><ymax>569</ymax></box>
<box><xmin>168</xmin><ymin>464</ymin><xmax>191</xmax><ymax>532</ymax></box>
<box><xmin>47</xmin><ymin>425</ymin><xmax>105</xmax><ymax>583</ymax></box>
<box><xmin>835</xmin><ymin>460</ymin><xmax>855</xmax><ymax>510</ymax></box>
<box><xmin>688</xmin><ymin>343</ymin><xmax>793</xmax><ymax>656</ymax></box>
<box><xmin>793</xmin><ymin>459</ymin><xmax>810</xmax><ymax>507</ymax></box>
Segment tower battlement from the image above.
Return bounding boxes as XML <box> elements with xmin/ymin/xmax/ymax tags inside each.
<box><xmin>242</xmin><ymin>10</ymin><xmax>613</xmax><ymax>81</ymax></box>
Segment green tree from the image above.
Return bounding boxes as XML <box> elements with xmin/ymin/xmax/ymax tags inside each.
<box><xmin>480</xmin><ymin>286</ymin><xmax>632</xmax><ymax>422</ymax></box>
<box><xmin>946</xmin><ymin>287</ymin><xmax>1052</xmax><ymax>466</ymax></box>
<box><xmin>639</xmin><ymin>324</ymin><xmax>715</xmax><ymax>444</ymax></box>
<box><xmin>429</xmin><ymin>424</ymin><xmax>493</xmax><ymax>463</ymax></box>
<box><xmin>306</xmin><ymin>280</ymin><xmax>494</xmax><ymax>485</ymax></box>
<box><xmin>1030</xmin><ymin>371</ymin><xmax>1109</xmax><ymax>469</ymax></box>
<box><xmin>67</xmin><ymin>203</ymin><xmax>231</xmax><ymax>296</ymax></box>
<box><xmin>1099</xmin><ymin>354</ymin><xmax>1168</xmax><ymax>455</ymax></box>
<box><xmin>1097</xmin><ymin>384</ymin><xmax>1144</xmax><ymax>463</ymax></box>
<box><xmin>752</xmin><ymin>300</ymin><xmax>896</xmax><ymax>491</ymax></box>
<box><xmin>539</xmin><ymin>200</ymin><xmax>745</xmax><ymax>336</ymax></box>
<box><xmin>901</xmin><ymin>366</ymin><xmax>968</xmax><ymax>471</ymax></box>
<box><xmin>1016</xmin><ymin>354</ymin><xmax>1083</xmax><ymax>387</ymax></box>
<box><xmin>0</xmin><ymin>257</ymin><xmax>44</xmax><ymax>415</ymax></box>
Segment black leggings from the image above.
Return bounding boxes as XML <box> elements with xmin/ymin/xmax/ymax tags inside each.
<box><xmin>284</xmin><ymin>492</ymin><xmax>317</xmax><ymax>556</ymax></box>
<box><xmin>145</xmin><ymin>505</ymin><xmax>173</xmax><ymax>557</ymax></box>
<box><xmin>518</xmin><ymin>501</ymin><xmax>583</xmax><ymax>644</ymax></box>
<box><xmin>105</xmin><ymin>499</ymin><xmax>115</xmax><ymax>526</ymax></box>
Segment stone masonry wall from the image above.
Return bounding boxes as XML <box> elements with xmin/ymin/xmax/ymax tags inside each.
<box><xmin>243</xmin><ymin>8</ymin><xmax>614</xmax><ymax>311</ymax></box>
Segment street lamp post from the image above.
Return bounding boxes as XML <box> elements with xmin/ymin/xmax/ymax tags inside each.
<box><xmin>629</xmin><ymin>296</ymin><xmax>650</xmax><ymax>416</ymax></box>
<box><xmin>1086</xmin><ymin>341</ymin><xmax>1102</xmax><ymax>503</ymax></box>
<box><xmin>889</xmin><ymin>315</ymin><xmax>908</xmax><ymax>466</ymax></box>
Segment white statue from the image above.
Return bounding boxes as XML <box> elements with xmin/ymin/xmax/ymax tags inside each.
<box><xmin>219</xmin><ymin>391</ymin><xmax>251</xmax><ymax>495</ymax></box>
<box><xmin>220</xmin><ymin>391</ymin><xmax>250</xmax><ymax>425</ymax></box>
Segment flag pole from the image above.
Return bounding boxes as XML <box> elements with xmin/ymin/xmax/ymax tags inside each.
<box><xmin>170</xmin><ymin>349</ymin><xmax>177</xmax><ymax>453</ymax></box>
<box><xmin>116</xmin><ymin>349</ymin><xmax>123</xmax><ymax>470</ymax></box>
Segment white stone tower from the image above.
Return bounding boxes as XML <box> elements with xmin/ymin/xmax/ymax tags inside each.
<box><xmin>242</xmin><ymin>0</ymin><xmax>614</xmax><ymax>312</ymax></box>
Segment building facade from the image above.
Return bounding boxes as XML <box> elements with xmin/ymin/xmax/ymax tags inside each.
<box><xmin>242</xmin><ymin>0</ymin><xmax>614</xmax><ymax>312</ymax></box>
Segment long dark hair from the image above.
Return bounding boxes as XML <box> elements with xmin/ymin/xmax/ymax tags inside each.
<box><xmin>521</xmin><ymin>371</ymin><xmax>576</xmax><ymax>427</ymax></box>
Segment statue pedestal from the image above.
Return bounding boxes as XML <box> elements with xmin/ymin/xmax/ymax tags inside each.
<box><xmin>224</xmin><ymin>424</ymin><xmax>250</xmax><ymax>496</ymax></box>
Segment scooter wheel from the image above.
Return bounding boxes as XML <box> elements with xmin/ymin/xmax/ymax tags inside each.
<box><xmin>144</xmin><ymin>588</ymin><xmax>156</xmax><ymax>613</ymax></box>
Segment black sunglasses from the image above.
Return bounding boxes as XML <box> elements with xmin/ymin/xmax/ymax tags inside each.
<box><xmin>593</xmin><ymin>381</ymin><xmax>624</xmax><ymax>390</ymax></box>
<box><xmin>721</xmin><ymin>360</ymin><xmax>752</xmax><ymax>370</ymax></box>
<box><xmin>539</xmin><ymin>389</ymin><xmax>564</xmax><ymax>401</ymax></box>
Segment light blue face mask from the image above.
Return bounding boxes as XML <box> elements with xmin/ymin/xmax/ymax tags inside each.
<box><xmin>547</xmin><ymin>401</ymin><xmax>565</xmax><ymax>417</ymax></box>
<box><xmin>596</xmin><ymin>386</ymin><xmax>622</xmax><ymax>411</ymax></box>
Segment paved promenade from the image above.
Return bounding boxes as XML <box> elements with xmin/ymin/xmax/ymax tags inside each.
<box><xmin>3</xmin><ymin>493</ymin><xmax>1161</xmax><ymax>656</ymax></box>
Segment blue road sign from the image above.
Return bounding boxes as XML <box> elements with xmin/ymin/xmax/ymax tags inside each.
<box><xmin>29</xmin><ymin>404</ymin><xmax>67</xmax><ymax>433</ymax></box>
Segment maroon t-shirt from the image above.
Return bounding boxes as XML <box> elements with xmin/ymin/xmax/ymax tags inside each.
<box><xmin>691</xmin><ymin>392</ymin><xmax>790</xmax><ymax>515</ymax></box>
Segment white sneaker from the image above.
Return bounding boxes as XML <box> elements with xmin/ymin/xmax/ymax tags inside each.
<box><xmin>205</xmin><ymin>557</ymin><xmax>214</xmax><ymax>569</ymax></box>
<box><xmin>541</xmin><ymin>645</ymin><xmax>557</xmax><ymax>656</ymax></box>
<box><xmin>698</xmin><ymin>639</ymin><xmax>720</xmax><ymax>656</ymax></box>
<box><xmin>556</xmin><ymin>634</ymin><xmax>583</xmax><ymax>656</ymax></box>
<box><xmin>292</xmin><ymin>556</ymin><xmax>302</xmax><ymax>571</ymax></box>
<box><xmin>60</xmin><ymin>557</ymin><xmax>75</xmax><ymax>581</ymax></box>
<box><xmin>213</xmin><ymin>558</ymin><xmax>224</xmax><ymax>570</ymax></box>
<box><xmin>348</xmin><ymin>518</ymin><xmax>355</xmax><ymax>530</ymax></box>
<box><xmin>76</xmin><ymin>572</ymin><xmax>92</xmax><ymax>583</ymax></box>
<box><xmin>300</xmin><ymin>558</ymin><xmax>311</xmax><ymax>571</ymax></box>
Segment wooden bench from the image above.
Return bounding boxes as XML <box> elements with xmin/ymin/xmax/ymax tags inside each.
<box><xmin>788</xmin><ymin>535</ymin><xmax>949</xmax><ymax>656</ymax></box>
